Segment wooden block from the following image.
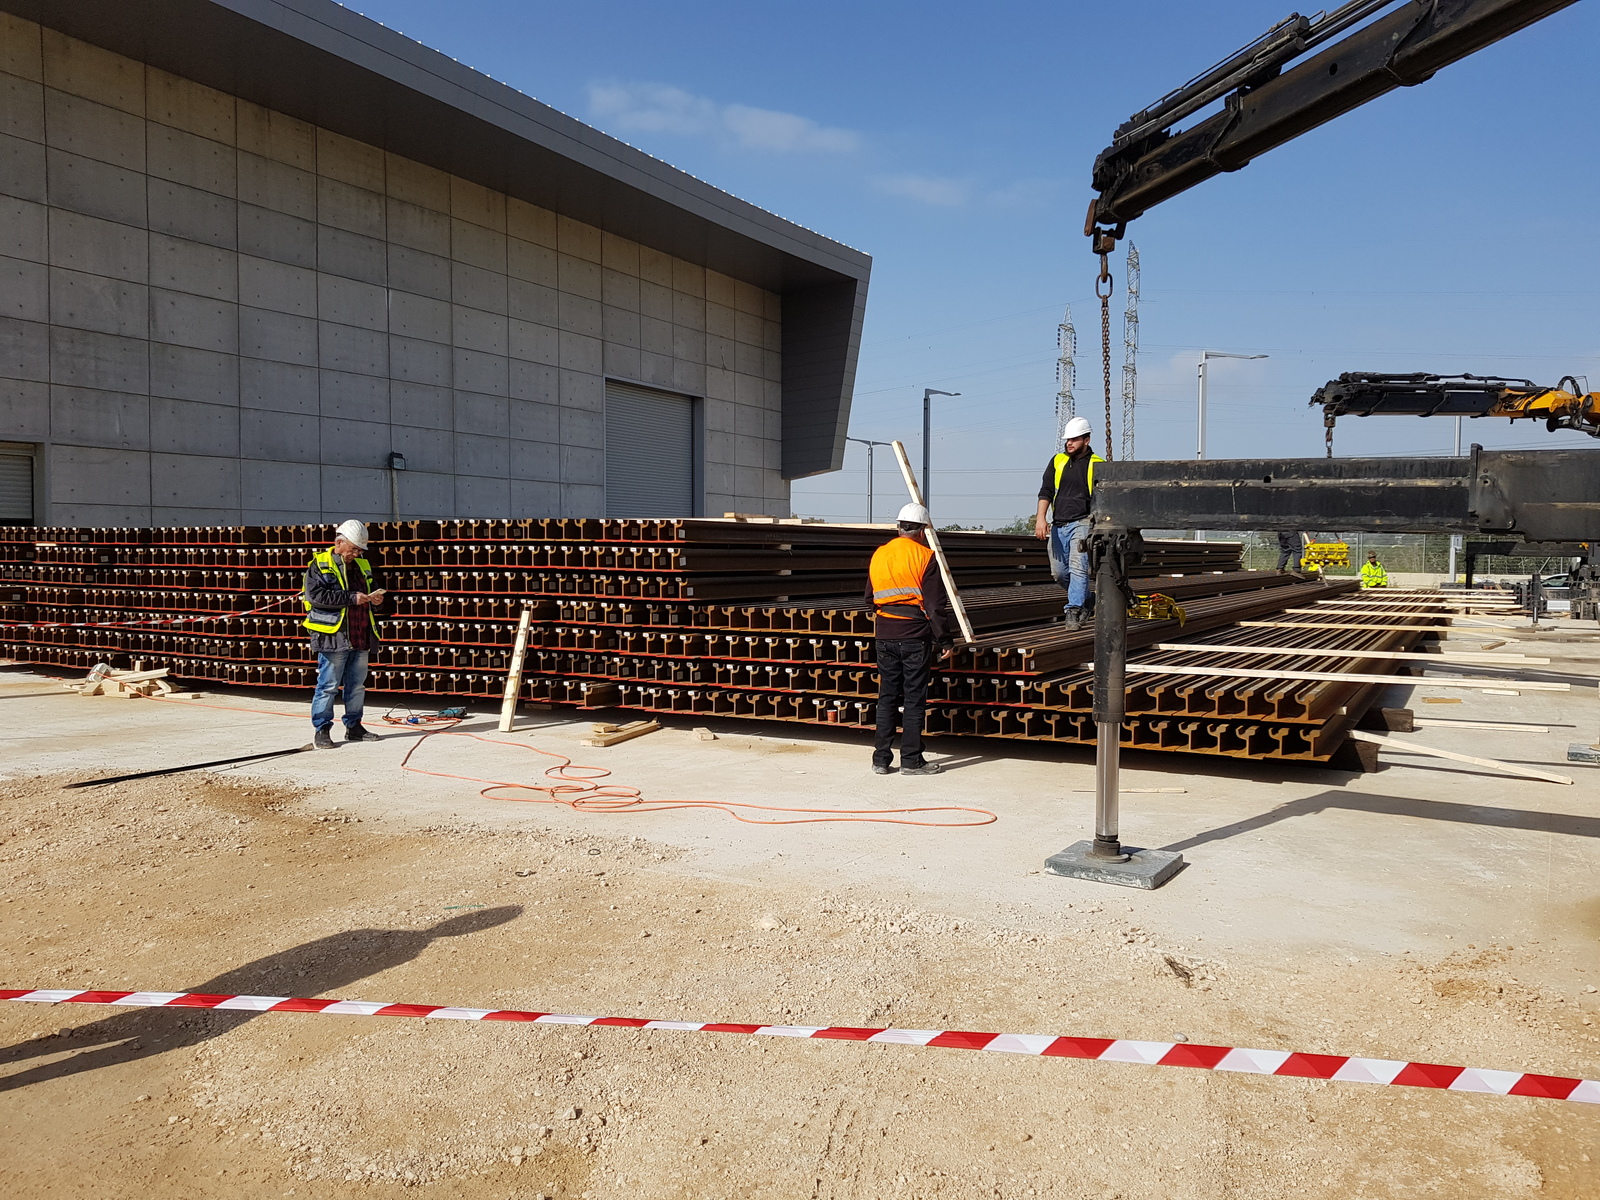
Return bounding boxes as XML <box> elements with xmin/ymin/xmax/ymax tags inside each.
<box><xmin>581</xmin><ymin>720</ymin><xmax>661</xmax><ymax>747</ymax></box>
<box><xmin>591</xmin><ymin>722</ymin><xmax>623</xmax><ymax>734</ymax></box>
<box><xmin>1423</xmin><ymin>697</ymin><xmax>1462</xmax><ymax>704</ymax></box>
<box><xmin>1357</xmin><ymin>707</ymin><xmax>1414</xmax><ymax>733</ymax></box>
<box><xmin>692</xmin><ymin>727</ymin><xmax>717</xmax><ymax>741</ymax></box>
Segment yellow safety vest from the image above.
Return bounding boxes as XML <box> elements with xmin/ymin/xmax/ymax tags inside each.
<box><xmin>1051</xmin><ymin>451</ymin><xmax>1105</xmax><ymax>497</ymax></box>
<box><xmin>1359</xmin><ymin>560</ymin><xmax>1389</xmax><ymax>588</ymax></box>
<box><xmin>869</xmin><ymin>537</ymin><xmax>935</xmax><ymax>619</ymax></box>
<box><xmin>303</xmin><ymin>549</ymin><xmax>378</xmax><ymax>635</ymax></box>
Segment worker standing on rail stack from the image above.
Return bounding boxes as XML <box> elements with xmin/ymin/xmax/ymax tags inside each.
<box><xmin>866</xmin><ymin>504</ymin><xmax>952</xmax><ymax>777</ymax></box>
<box><xmin>304</xmin><ymin>519</ymin><xmax>386</xmax><ymax>749</ymax></box>
<box><xmin>1034</xmin><ymin>416</ymin><xmax>1104</xmax><ymax>630</ymax></box>
<box><xmin>1360</xmin><ymin>551</ymin><xmax>1390</xmax><ymax>589</ymax></box>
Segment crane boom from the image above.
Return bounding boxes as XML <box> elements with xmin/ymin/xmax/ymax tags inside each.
<box><xmin>1312</xmin><ymin>371</ymin><xmax>1600</xmax><ymax>437</ymax></box>
<box><xmin>1087</xmin><ymin>0</ymin><xmax>1579</xmax><ymax>244</ymax></box>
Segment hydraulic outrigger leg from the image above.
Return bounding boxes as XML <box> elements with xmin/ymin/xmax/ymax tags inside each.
<box><xmin>1045</xmin><ymin>531</ymin><xmax>1184</xmax><ymax>889</ymax></box>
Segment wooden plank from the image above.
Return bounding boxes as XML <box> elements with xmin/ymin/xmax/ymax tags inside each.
<box><xmin>890</xmin><ymin>439</ymin><xmax>976</xmax><ymax>645</ymax></box>
<box><xmin>581</xmin><ymin>720</ymin><xmax>661</xmax><ymax>747</ymax></box>
<box><xmin>1126</xmin><ymin>662</ymin><xmax>1568</xmax><ymax>691</ymax></box>
<box><xmin>1287</xmin><ymin>606</ymin><xmax>1501</xmax><ymax>624</ymax></box>
<box><xmin>1347</xmin><ymin>729</ymin><xmax>1573</xmax><ymax>784</ymax></box>
<box><xmin>497</xmin><ymin>602</ymin><xmax>535</xmax><ymax>734</ymax></box>
<box><xmin>1150</xmin><ymin>641</ymin><xmax>1546</xmax><ymax>665</ymax></box>
<box><xmin>1413</xmin><ymin>717</ymin><xmax>1550</xmax><ymax>732</ymax></box>
<box><xmin>1239</xmin><ymin>620</ymin><xmax>1477</xmax><ymax>633</ymax></box>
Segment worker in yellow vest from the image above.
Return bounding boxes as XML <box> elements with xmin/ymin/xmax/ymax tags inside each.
<box><xmin>1359</xmin><ymin>551</ymin><xmax>1389</xmax><ymax>589</ymax></box>
<box><xmin>866</xmin><ymin>503</ymin><xmax>952</xmax><ymax>776</ymax></box>
<box><xmin>304</xmin><ymin>519</ymin><xmax>386</xmax><ymax>748</ymax></box>
<box><xmin>1034</xmin><ymin>415</ymin><xmax>1105</xmax><ymax>630</ymax></box>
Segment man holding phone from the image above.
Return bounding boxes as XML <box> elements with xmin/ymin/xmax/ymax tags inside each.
<box><xmin>304</xmin><ymin>518</ymin><xmax>386</xmax><ymax>748</ymax></box>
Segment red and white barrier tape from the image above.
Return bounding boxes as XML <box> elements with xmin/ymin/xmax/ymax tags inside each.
<box><xmin>4</xmin><ymin>988</ymin><xmax>1594</xmax><ymax>1103</ymax></box>
<box><xmin>0</xmin><ymin>596</ymin><xmax>300</xmax><ymax>631</ymax></box>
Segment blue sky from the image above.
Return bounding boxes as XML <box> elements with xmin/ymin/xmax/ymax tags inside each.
<box><xmin>350</xmin><ymin>0</ymin><xmax>1599</xmax><ymax>525</ymax></box>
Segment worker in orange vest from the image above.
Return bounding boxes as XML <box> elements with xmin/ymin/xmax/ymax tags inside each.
<box><xmin>866</xmin><ymin>503</ymin><xmax>953</xmax><ymax>776</ymax></box>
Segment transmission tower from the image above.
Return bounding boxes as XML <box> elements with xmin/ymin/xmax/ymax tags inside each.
<box><xmin>1120</xmin><ymin>243</ymin><xmax>1140</xmax><ymax>461</ymax></box>
<box><xmin>1055</xmin><ymin>305</ymin><xmax>1076</xmax><ymax>443</ymax></box>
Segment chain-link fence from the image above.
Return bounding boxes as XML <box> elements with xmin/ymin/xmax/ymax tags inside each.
<box><xmin>1171</xmin><ymin>532</ymin><xmax>1576</xmax><ymax>580</ymax></box>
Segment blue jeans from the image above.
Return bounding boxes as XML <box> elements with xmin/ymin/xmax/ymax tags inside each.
<box><xmin>1048</xmin><ymin>519</ymin><xmax>1094</xmax><ymax>611</ymax></box>
<box><xmin>312</xmin><ymin>650</ymin><xmax>368</xmax><ymax>731</ymax></box>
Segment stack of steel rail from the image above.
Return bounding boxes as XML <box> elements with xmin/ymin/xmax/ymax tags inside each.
<box><xmin>0</xmin><ymin>520</ymin><xmax>1438</xmax><ymax>763</ymax></box>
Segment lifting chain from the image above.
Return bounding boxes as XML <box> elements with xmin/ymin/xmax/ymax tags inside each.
<box><xmin>1096</xmin><ymin>250</ymin><xmax>1115</xmax><ymax>460</ymax></box>
<box><xmin>1324</xmin><ymin>410</ymin><xmax>1336</xmax><ymax>458</ymax></box>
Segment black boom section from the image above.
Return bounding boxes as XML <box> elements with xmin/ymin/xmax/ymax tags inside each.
<box><xmin>1090</xmin><ymin>0</ymin><xmax>1579</xmax><ymax>231</ymax></box>
<box><xmin>1088</xmin><ymin>450</ymin><xmax>1600</xmax><ymax>543</ymax></box>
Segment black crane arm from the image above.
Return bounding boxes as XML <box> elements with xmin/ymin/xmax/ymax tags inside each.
<box><xmin>1312</xmin><ymin>371</ymin><xmax>1600</xmax><ymax>436</ymax></box>
<box><xmin>1088</xmin><ymin>0</ymin><xmax>1579</xmax><ymax>242</ymax></box>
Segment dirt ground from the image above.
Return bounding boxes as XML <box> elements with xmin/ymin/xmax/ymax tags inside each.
<box><xmin>0</xmin><ymin>757</ymin><xmax>1596</xmax><ymax>1197</ymax></box>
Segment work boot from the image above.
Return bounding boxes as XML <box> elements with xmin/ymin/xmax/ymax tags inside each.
<box><xmin>872</xmin><ymin>760</ymin><xmax>894</xmax><ymax>775</ymax></box>
<box><xmin>345</xmin><ymin>723</ymin><xmax>376</xmax><ymax>743</ymax></box>
<box><xmin>1062</xmin><ymin>607</ymin><xmax>1084</xmax><ymax>631</ymax></box>
<box><xmin>900</xmin><ymin>761</ymin><xmax>944</xmax><ymax>777</ymax></box>
<box><xmin>313</xmin><ymin>727</ymin><xmax>335</xmax><ymax>749</ymax></box>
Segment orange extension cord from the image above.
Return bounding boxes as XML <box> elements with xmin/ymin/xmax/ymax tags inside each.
<box><xmin>143</xmin><ymin>695</ymin><xmax>998</xmax><ymax>827</ymax></box>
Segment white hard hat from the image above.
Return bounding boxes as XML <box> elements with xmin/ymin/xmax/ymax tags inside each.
<box><xmin>896</xmin><ymin>503</ymin><xmax>932</xmax><ymax>526</ymax></box>
<box><xmin>1063</xmin><ymin>416</ymin><xmax>1092</xmax><ymax>440</ymax></box>
<box><xmin>335</xmin><ymin>519</ymin><xmax>369</xmax><ymax>549</ymax></box>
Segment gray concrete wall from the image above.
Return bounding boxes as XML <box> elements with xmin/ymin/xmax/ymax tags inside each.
<box><xmin>0</xmin><ymin>14</ymin><xmax>788</xmax><ymax>525</ymax></box>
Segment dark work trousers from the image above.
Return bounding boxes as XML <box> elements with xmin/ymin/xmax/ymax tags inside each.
<box><xmin>1275</xmin><ymin>548</ymin><xmax>1296</xmax><ymax>570</ymax></box>
<box><xmin>874</xmin><ymin>639</ymin><xmax>932</xmax><ymax>767</ymax></box>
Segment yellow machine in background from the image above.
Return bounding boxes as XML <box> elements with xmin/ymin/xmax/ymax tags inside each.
<box><xmin>1300</xmin><ymin>539</ymin><xmax>1349</xmax><ymax>570</ymax></box>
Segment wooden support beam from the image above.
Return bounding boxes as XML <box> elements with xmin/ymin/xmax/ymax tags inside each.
<box><xmin>1412</xmin><ymin>717</ymin><xmax>1551</xmax><ymax>733</ymax></box>
<box><xmin>1239</xmin><ymin>620</ymin><xmax>1464</xmax><ymax>633</ymax></box>
<box><xmin>1126</xmin><ymin>662</ymin><xmax>1568</xmax><ymax>691</ymax></box>
<box><xmin>497</xmin><ymin>602</ymin><xmax>535</xmax><ymax>734</ymax></box>
<box><xmin>890</xmin><ymin>439</ymin><xmax>976</xmax><ymax>645</ymax></box>
<box><xmin>581</xmin><ymin>720</ymin><xmax>661</xmax><ymax>747</ymax></box>
<box><xmin>1347</xmin><ymin>729</ymin><xmax>1573</xmax><ymax>784</ymax></box>
<box><xmin>1151</xmin><ymin>641</ymin><xmax>1546</xmax><ymax>665</ymax></box>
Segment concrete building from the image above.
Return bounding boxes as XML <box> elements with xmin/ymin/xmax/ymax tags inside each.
<box><xmin>0</xmin><ymin>0</ymin><xmax>870</xmax><ymax>526</ymax></box>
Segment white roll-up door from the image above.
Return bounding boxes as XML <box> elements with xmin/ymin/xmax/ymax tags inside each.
<box><xmin>0</xmin><ymin>443</ymin><xmax>33</xmax><ymax>523</ymax></box>
<box><xmin>605</xmin><ymin>381</ymin><xmax>697</xmax><ymax>518</ymax></box>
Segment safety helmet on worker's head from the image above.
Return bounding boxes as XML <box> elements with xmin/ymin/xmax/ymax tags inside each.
<box><xmin>335</xmin><ymin>519</ymin><xmax>369</xmax><ymax>549</ymax></box>
<box><xmin>896</xmin><ymin>503</ymin><xmax>932</xmax><ymax>528</ymax></box>
<box><xmin>1062</xmin><ymin>416</ymin><xmax>1092</xmax><ymax>441</ymax></box>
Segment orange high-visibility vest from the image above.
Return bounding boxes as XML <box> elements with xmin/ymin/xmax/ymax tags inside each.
<box><xmin>869</xmin><ymin>537</ymin><xmax>935</xmax><ymax>619</ymax></box>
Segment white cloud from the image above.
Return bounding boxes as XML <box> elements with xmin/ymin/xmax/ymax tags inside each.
<box><xmin>871</xmin><ymin>172</ymin><xmax>973</xmax><ymax>207</ymax></box>
<box><xmin>588</xmin><ymin>82</ymin><xmax>861</xmax><ymax>154</ymax></box>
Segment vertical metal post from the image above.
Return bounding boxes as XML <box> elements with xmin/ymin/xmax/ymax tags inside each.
<box><xmin>922</xmin><ymin>393</ymin><xmax>931</xmax><ymax>508</ymax></box>
<box><xmin>1529</xmin><ymin>572</ymin><xmax>1542</xmax><ymax>628</ymax></box>
<box><xmin>1195</xmin><ymin>357</ymin><xmax>1207</xmax><ymax>461</ymax></box>
<box><xmin>867</xmin><ymin>442</ymin><xmax>875</xmax><ymax>523</ymax></box>
<box><xmin>1090</xmin><ymin>542</ymin><xmax>1128</xmax><ymax>861</ymax></box>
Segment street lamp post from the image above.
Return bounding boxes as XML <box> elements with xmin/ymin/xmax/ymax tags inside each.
<box><xmin>922</xmin><ymin>388</ymin><xmax>960</xmax><ymax>507</ymax></box>
<box><xmin>1195</xmin><ymin>351</ymin><xmax>1267</xmax><ymax>540</ymax></box>
<box><xmin>845</xmin><ymin>435</ymin><xmax>893</xmax><ymax>523</ymax></box>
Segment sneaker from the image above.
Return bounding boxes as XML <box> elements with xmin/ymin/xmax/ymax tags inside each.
<box><xmin>872</xmin><ymin>762</ymin><xmax>894</xmax><ymax>775</ymax></box>
<box><xmin>344</xmin><ymin>723</ymin><xmax>376</xmax><ymax>743</ymax></box>
<box><xmin>313</xmin><ymin>727</ymin><xmax>335</xmax><ymax>749</ymax></box>
<box><xmin>900</xmin><ymin>761</ymin><xmax>944</xmax><ymax>777</ymax></box>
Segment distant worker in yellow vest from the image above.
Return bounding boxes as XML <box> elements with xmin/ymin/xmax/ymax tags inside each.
<box><xmin>1034</xmin><ymin>415</ymin><xmax>1105</xmax><ymax>630</ymax></box>
<box><xmin>1360</xmin><ymin>551</ymin><xmax>1389</xmax><ymax>589</ymax></box>
<box><xmin>866</xmin><ymin>503</ymin><xmax>952</xmax><ymax>776</ymax></box>
<box><xmin>304</xmin><ymin>519</ymin><xmax>386</xmax><ymax>748</ymax></box>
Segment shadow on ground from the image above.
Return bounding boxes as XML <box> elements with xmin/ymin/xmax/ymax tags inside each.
<box><xmin>0</xmin><ymin>906</ymin><xmax>522</xmax><ymax>1092</ymax></box>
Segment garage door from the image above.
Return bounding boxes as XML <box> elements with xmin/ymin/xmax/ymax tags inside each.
<box><xmin>0</xmin><ymin>444</ymin><xmax>32</xmax><ymax>523</ymax></box>
<box><xmin>605</xmin><ymin>381</ymin><xmax>697</xmax><ymax>518</ymax></box>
